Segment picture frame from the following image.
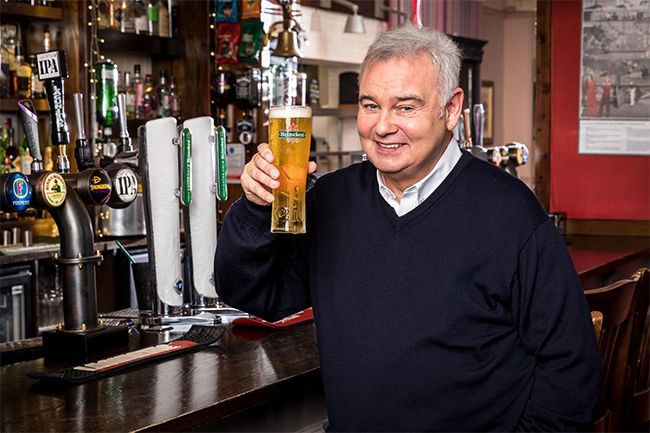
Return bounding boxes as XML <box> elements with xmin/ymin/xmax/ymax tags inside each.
<box><xmin>481</xmin><ymin>80</ymin><xmax>494</xmax><ymax>145</ymax></box>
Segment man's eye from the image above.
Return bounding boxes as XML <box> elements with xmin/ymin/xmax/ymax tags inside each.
<box><xmin>397</xmin><ymin>106</ymin><xmax>415</xmax><ymax>113</ymax></box>
<box><xmin>362</xmin><ymin>103</ymin><xmax>378</xmax><ymax>110</ymax></box>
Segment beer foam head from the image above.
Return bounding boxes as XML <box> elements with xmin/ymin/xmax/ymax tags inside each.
<box><xmin>269</xmin><ymin>105</ymin><xmax>312</xmax><ymax>119</ymax></box>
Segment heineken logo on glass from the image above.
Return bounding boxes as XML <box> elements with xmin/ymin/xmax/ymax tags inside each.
<box><xmin>279</xmin><ymin>130</ymin><xmax>306</xmax><ymax>139</ymax></box>
<box><xmin>36</xmin><ymin>50</ymin><xmax>68</xmax><ymax>80</ymax></box>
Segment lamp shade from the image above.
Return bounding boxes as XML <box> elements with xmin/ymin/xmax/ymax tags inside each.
<box><xmin>344</xmin><ymin>13</ymin><xmax>366</xmax><ymax>34</ymax></box>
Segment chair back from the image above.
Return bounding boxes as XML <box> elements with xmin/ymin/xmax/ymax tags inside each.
<box><xmin>584</xmin><ymin>273</ymin><xmax>639</xmax><ymax>432</ymax></box>
<box><xmin>623</xmin><ymin>268</ymin><xmax>649</xmax><ymax>431</ymax></box>
<box><xmin>591</xmin><ymin>311</ymin><xmax>603</xmax><ymax>342</ymax></box>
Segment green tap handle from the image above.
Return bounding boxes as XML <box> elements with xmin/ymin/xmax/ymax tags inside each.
<box><xmin>215</xmin><ymin>126</ymin><xmax>228</xmax><ymax>202</ymax></box>
<box><xmin>180</xmin><ymin>128</ymin><xmax>192</xmax><ymax>207</ymax></box>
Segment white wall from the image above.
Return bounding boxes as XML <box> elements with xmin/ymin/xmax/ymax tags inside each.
<box><xmin>480</xmin><ymin>6</ymin><xmax>536</xmax><ymax>190</ymax></box>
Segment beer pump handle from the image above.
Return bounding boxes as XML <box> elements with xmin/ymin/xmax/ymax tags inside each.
<box><xmin>74</xmin><ymin>93</ymin><xmax>86</xmax><ymax>140</ymax></box>
<box><xmin>117</xmin><ymin>93</ymin><xmax>133</xmax><ymax>154</ymax></box>
<box><xmin>180</xmin><ymin>128</ymin><xmax>192</xmax><ymax>207</ymax></box>
<box><xmin>73</xmin><ymin>93</ymin><xmax>93</xmax><ymax>170</ymax></box>
<box><xmin>462</xmin><ymin>108</ymin><xmax>472</xmax><ymax>148</ymax></box>
<box><xmin>37</xmin><ymin>50</ymin><xmax>70</xmax><ymax>173</ymax></box>
<box><xmin>17</xmin><ymin>100</ymin><xmax>44</xmax><ymax>172</ymax></box>
<box><xmin>214</xmin><ymin>126</ymin><xmax>228</xmax><ymax>201</ymax></box>
<box><xmin>473</xmin><ymin>104</ymin><xmax>485</xmax><ymax>149</ymax></box>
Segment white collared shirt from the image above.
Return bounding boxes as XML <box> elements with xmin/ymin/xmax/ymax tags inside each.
<box><xmin>376</xmin><ymin>137</ymin><xmax>462</xmax><ymax>216</ymax></box>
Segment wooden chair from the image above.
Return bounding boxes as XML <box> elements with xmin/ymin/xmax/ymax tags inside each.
<box><xmin>591</xmin><ymin>311</ymin><xmax>604</xmax><ymax>342</ymax></box>
<box><xmin>584</xmin><ymin>273</ymin><xmax>639</xmax><ymax>433</ymax></box>
<box><xmin>623</xmin><ymin>268</ymin><xmax>649</xmax><ymax>432</ymax></box>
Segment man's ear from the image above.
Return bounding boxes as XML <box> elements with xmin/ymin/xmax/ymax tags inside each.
<box><xmin>445</xmin><ymin>87</ymin><xmax>464</xmax><ymax>131</ymax></box>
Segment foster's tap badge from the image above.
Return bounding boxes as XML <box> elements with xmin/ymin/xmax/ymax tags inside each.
<box><xmin>5</xmin><ymin>173</ymin><xmax>33</xmax><ymax>212</ymax></box>
<box><xmin>42</xmin><ymin>172</ymin><xmax>67</xmax><ymax>207</ymax></box>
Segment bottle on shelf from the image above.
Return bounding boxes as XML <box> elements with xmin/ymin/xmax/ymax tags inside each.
<box><xmin>4</xmin><ymin>121</ymin><xmax>19</xmax><ymax>172</ymax></box>
<box><xmin>29</xmin><ymin>55</ymin><xmax>45</xmax><ymax>99</ymax></box>
<box><xmin>215</xmin><ymin>69</ymin><xmax>234</xmax><ymax>105</ymax></box>
<box><xmin>94</xmin><ymin>59</ymin><xmax>119</xmax><ymax>136</ymax></box>
<box><xmin>133</xmin><ymin>64</ymin><xmax>145</xmax><ymax>119</ymax></box>
<box><xmin>14</xmin><ymin>36</ymin><xmax>31</xmax><ymax>99</ymax></box>
<box><xmin>133</xmin><ymin>0</ymin><xmax>149</xmax><ymax>35</ymax></box>
<box><xmin>147</xmin><ymin>0</ymin><xmax>160</xmax><ymax>37</ymax></box>
<box><xmin>124</xmin><ymin>71</ymin><xmax>135</xmax><ymax>120</ymax></box>
<box><xmin>170</xmin><ymin>75</ymin><xmax>181</xmax><ymax>119</ymax></box>
<box><xmin>19</xmin><ymin>135</ymin><xmax>33</xmax><ymax>175</ymax></box>
<box><xmin>116</xmin><ymin>0</ymin><xmax>134</xmax><ymax>33</ymax></box>
<box><xmin>142</xmin><ymin>73</ymin><xmax>157</xmax><ymax>118</ymax></box>
<box><xmin>156</xmin><ymin>69</ymin><xmax>171</xmax><ymax>118</ymax></box>
<box><xmin>158</xmin><ymin>0</ymin><xmax>170</xmax><ymax>38</ymax></box>
<box><xmin>43</xmin><ymin>25</ymin><xmax>52</xmax><ymax>52</ymax></box>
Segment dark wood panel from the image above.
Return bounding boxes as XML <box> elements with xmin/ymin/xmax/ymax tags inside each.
<box><xmin>534</xmin><ymin>0</ymin><xmax>551</xmax><ymax>210</ymax></box>
<box><xmin>172</xmin><ymin>0</ymin><xmax>210</xmax><ymax>120</ymax></box>
<box><xmin>0</xmin><ymin>322</ymin><xmax>320</xmax><ymax>432</ymax></box>
<box><xmin>0</xmin><ymin>3</ymin><xmax>63</xmax><ymax>20</ymax></box>
<box><xmin>97</xmin><ymin>29</ymin><xmax>186</xmax><ymax>58</ymax></box>
<box><xmin>567</xmin><ymin>219</ymin><xmax>650</xmax><ymax>237</ymax></box>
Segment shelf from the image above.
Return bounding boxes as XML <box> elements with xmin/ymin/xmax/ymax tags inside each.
<box><xmin>0</xmin><ymin>3</ymin><xmax>63</xmax><ymax>21</ymax></box>
<box><xmin>98</xmin><ymin>30</ymin><xmax>186</xmax><ymax>58</ymax></box>
<box><xmin>312</xmin><ymin>106</ymin><xmax>358</xmax><ymax>118</ymax></box>
<box><xmin>0</xmin><ymin>98</ymin><xmax>49</xmax><ymax>113</ymax></box>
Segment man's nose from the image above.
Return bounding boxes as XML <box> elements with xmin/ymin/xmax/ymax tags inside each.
<box><xmin>373</xmin><ymin>110</ymin><xmax>398</xmax><ymax>136</ymax></box>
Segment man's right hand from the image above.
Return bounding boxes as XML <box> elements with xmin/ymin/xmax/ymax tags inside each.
<box><xmin>241</xmin><ymin>143</ymin><xmax>317</xmax><ymax>206</ymax></box>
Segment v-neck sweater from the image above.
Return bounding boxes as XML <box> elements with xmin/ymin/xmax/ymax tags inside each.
<box><xmin>215</xmin><ymin>151</ymin><xmax>601</xmax><ymax>432</ymax></box>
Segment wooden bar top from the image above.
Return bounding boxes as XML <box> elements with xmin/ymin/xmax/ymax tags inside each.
<box><xmin>567</xmin><ymin>235</ymin><xmax>649</xmax><ymax>288</ymax></box>
<box><xmin>0</xmin><ymin>322</ymin><xmax>319</xmax><ymax>432</ymax></box>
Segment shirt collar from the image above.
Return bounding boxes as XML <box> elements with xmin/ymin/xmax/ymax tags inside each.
<box><xmin>376</xmin><ymin>137</ymin><xmax>462</xmax><ymax>216</ymax></box>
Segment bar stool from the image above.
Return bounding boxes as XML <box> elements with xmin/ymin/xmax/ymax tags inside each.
<box><xmin>584</xmin><ymin>273</ymin><xmax>639</xmax><ymax>432</ymax></box>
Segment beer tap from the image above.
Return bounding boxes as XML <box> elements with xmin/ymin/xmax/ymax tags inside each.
<box><xmin>17</xmin><ymin>99</ymin><xmax>68</xmax><ymax>210</ymax></box>
<box><xmin>462</xmin><ymin>108</ymin><xmax>472</xmax><ymax>148</ymax></box>
<box><xmin>34</xmin><ymin>49</ymin><xmax>128</xmax><ymax>361</ymax></box>
<box><xmin>102</xmin><ymin>93</ymin><xmax>138</xmax><ymax>209</ymax></box>
<box><xmin>139</xmin><ymin>116</ymin><xmax>227</xmax><ymax>327</ymax></box>
<box><xmin>73</xmin><ymin>93</ymin><xmax>94</xmax><ymax>170</ymax></box>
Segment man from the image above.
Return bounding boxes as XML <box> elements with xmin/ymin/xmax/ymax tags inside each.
<box><xmin>215</xmin><ymin>24</ymin><xmax>601</xmax><ymax>432</ymax></box>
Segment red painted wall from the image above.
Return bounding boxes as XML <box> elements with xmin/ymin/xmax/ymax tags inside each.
<box><xmin>550</xmin><ymin>0</ymin><xmax>650</xmax><ymax>221</ymax></box>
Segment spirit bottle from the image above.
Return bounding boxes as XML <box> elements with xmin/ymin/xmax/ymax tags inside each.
<box><xmin>14</xmin><ymin>30</ymin><xmax>31</xmax><ymax>98</ymax></box>
<box><xmin>94</xmin><ymin>60</ymin><xmax>119</xmax><ymax>136</ymax></box>
<box><xmin>124</xmin><ymin>71</ymin><xmax>135</xmax><ymax>119</ymax></box>
<box><xmin>133</xmin><ymin>64</ymin><xmax>145</xmax><ymax>119</ymax></box>
<box><xmin>170</xmin><ymin>75</ymin><xmax>181</xmax><ymax>119</ymax></box>
<box><xmin>156</xmin><ymin>69</ymin><xmax>171</xmax><ymax>118</ymax></box>
<box><xmin>142</xmin><ymin>73</ymin><xmax>157</xmax><ymax>118</ymax></box>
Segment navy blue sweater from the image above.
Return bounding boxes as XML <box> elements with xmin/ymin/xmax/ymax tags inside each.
<box><xmin>214</xmin><ymin>151</ymin><xmax>601</xmax><ymax>432</ymax></box>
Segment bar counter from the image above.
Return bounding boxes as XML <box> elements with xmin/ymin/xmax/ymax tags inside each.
<box><xmin>1</xmin><ymin>235</ymin><xmax>647</xmax><ymax>432</ymax></box>
<box><xmin>1</xmin><ymin>322</ymin><xmax>320</xmax><ymax>432</ymax></box>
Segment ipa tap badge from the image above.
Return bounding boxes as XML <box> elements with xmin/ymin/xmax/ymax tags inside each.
<box><xmin>42</xmin><ymin>172</ymin><xmax>67</xmax><ymax>207</ymax></box>
<box><xmin>113</xmin><ymin>168</ymin><xmax>138</xmax><ymax>203</ymax></box>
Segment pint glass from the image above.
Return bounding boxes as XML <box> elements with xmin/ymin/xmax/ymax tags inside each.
<box><xmin>269</xmin><ymin>105</ymin><xmax>312</xmax><ymax>234</ymax></box>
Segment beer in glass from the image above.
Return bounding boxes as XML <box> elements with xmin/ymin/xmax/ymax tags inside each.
<box><xmin>269</xmin><ymin>105</ymin><xmax>312</xmax><ymax>233</ymax></box>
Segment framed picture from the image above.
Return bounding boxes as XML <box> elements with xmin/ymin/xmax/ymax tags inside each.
<box><xmin>481</xmin><ymin>80</ymin><xmax>494</xmax><ymax>145</ymax></box>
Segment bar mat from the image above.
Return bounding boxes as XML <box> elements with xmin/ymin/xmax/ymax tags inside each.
<box><xmin>26</xmin><ymin>325</ymin><xmax>225</xmax><ymax>384</ymax></box>
<box><xmin>232</xmin><ymin>308</ymin><xmax>313</xmax><ymax>329</ymax></box>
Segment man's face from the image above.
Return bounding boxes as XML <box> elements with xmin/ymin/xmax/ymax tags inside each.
<box><xmin>357</xmin><ymin>54</ymin><xmax>462</xmax><ymax>193</ymax></box>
